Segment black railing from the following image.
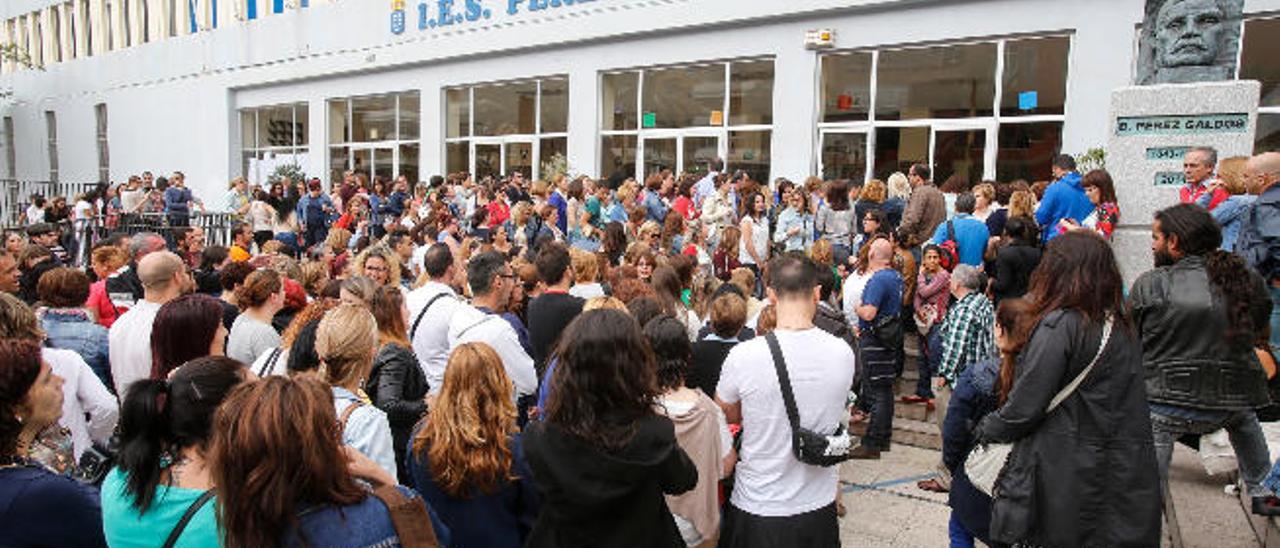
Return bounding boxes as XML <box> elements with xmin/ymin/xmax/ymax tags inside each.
<box><xmin>0</xmin><ymin>210</ymin><xmax>240</xmax><ymax>268</ymax></box>
<box><xmin>0</xmin><ymin>179</ymin><xmax>103</xmax><ymax>225</ymax></box>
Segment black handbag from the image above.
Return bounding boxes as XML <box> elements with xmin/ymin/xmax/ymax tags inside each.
<box><xmin>764</xmin><ymin>332</ymin><xmax>853</xmax><ymax>467</ymax></box>
<box><xmin>72</xmin><ymin>439</ymin><xmax>117</xmax><ymax>486</ymax></box>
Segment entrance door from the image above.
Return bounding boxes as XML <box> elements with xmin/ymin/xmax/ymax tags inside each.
<box><xmin>639</xmin><ymin>131</ymin><xmax>725</xmax><ymax>181</ymax></box>
<box><xmin>819</xmin><ymin>130</ymin><xmax>868</xmax><ymax>181</ymax></box>
<box><xmin>474</xmin><ymin>143</ymin><xmax>501</xmax><ymax>180</ymax></box>
<box><xmin>351</xmin><ymin>146</ymin><xmax>396</xmax><ymax>182</ymax></box>
<box><xmin>505</xmin><ymin>141</ymin><xmax>534</xmax><ymax>179</ymax></box>
<box><xmin>931</xmin><ymin>125</ymin><xmax>992</xmax><ymax>184</ymax></box>
<box><xmin>641</xmin><ymin>137</ymin><xmax>677</xmax><ymax>180</ymax></box>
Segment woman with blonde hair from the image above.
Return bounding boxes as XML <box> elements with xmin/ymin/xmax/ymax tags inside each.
<box><xmin>84</xmin><ymin>244</ymin><xmax>129</xmax><ymax>328</ymax></box>
<box><xmin>1196</xmin><ymin>156</ymin><xmax>1255</xmax><ymax>251</ymax></box>
<box><xmin>316</xmin><ymin>302</ymin><xmax>397</xmax><ymax>478</ymax></box>
<box><xmin>408</xmin><ymin>342</ymin><xmax>540</xmax><ymax>547</ymax></box>
<box><xmin>248</xmin><ymin>297</ymin><xmax>339</xmax><ymax>377</ymax></box>
<box><xmin>366</xmin><ymin>286</ymin><xmax>426</xmax><ymax>484</ymax></box>
<box><xmin>351</xmin><ymin>244</ymin><xmax>402</xmax><ymax>288</ymax></box>
<box><xmin>971</xmin><ymin>182</ymin><xmax>997</xmax><ymax>223</ymax></box>
<box><xmin>855</xmin><ymin>179</ymin><xmax>889</xmax><ymax>233</ymax></box>
<box><xmin>1008</xmin><ymin>189</ymin><xmax>1037</xmax><ymax>220</ymax></box>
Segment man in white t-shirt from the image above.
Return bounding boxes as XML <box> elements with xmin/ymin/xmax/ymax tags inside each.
<box><xmin>716</xmin><ymin>254</ymin><xmax>854</xmax><ymax>547</ymax></box>
<box><xmin>108</xmin><ymin>251</ymin><xmax>190</xmax><ymax>394</ymax></box>
<box><xmin>406</xmin><ymin>243</ymin><xmax>465</xmax><ymax>390</ymax></box>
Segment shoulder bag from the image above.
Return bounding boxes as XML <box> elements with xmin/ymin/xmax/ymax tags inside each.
<box><xmin>409</xmin><ymin>292</ymin><xmax>455</xmax><ymax>342</ymax></box>
<box><xmin>764</xmin><ymin>332</ymin><xmax>853</xmax><ymax>466</ymax></box>
<box><xmin>161</xmin><ymin>490</ymin><xmax>215</xmax><ymax>548</ymax></box>
<box><xmin>370</xmin><ymin>484</ymin><xmax>441</xmax><ymax>547</ymax></box>
<box><xmin>965</xmin><ymin>316</ymin><xmax>1113</xmax><ymax>496</ymax></box>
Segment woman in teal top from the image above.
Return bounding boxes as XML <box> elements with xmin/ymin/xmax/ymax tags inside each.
<box><xmin>102</xmin><ymin>356</ymin><xmax>249</xmax><ymax>547</ymax></box>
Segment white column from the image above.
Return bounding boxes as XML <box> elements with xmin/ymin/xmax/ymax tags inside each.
<box><xmin>213</xmin><ymin>0</ymin><xmax>234</xmax><ymax>28</ymax></box>
<box><xmin>147</xmin><ymin>0</ymin><xmax>165</xmax><ymax>42</ymax></box>
<box><xmin>771</xmin><ymin>44</ymin><xmax>819</xmax><ymax>180</ymax></box>
<box><xmin>420</xmin><ymin>85</ymin><xmax>442</xmax><ymax>179</ymax></box>
<box><xmin>128</xmin><ymin>0</ymin><xmax>144</xmax><ymax>45</ymax></box>
<box><xmin>72</xmin><ymin>2</ymin><xmax>86</xmax><ymax>58</ymax></box>
<box><xmin>110</xmin><ymin>0</ymin><xmax>127</xmax><ymax>50</ymax></box>
<box><xmin>58</xmin><ymin>3</ymin><xmax>74</xmax><ymax>61</ymax></box>
<box><xmin>27</xmin><ymin>13</ymin><xmax>42</xmax><ymax>67</ymax></box>
<box><xmin>176</xmin><ymin>0</ymin><xmax>192</xmax><ymax>35</ymax></box>
<box><xmin>258</xmin><ymin>0</ymin><xmax>272</xmax><ymax>18</ymax></box>
<box><xmin>1</xmin><ymin>21</ymin><xmax>13</xmax><ymax>73</ymax></box>
<box><xmin>307</xmin><ymin>99</ymin><xmax>326</xmax><ymax>184</ymax></box>
<box><xmin>88</xmin><ymin>0</ymin><xmax>107</xmax><ymax>53</ymax></box>
<box><xmin>565</xmin><ymin>62</ymin><xmax>597</xmax><ymax>177</ymax></box>
<box><xmin>40</xmin><ymin>9</ymin><xmax>56</xmax><ymax>64</ymax></box>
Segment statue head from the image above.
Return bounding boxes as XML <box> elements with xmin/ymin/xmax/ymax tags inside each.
<box><xmin>1154</xmin><ymin>0</ymin><xmax>1229</xmax><ymax>68</ymax></box>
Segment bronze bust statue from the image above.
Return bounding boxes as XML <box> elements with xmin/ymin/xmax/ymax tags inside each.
<box><xmin>1137</xmin><ymin>0</ymin><xmax>1242</xmax><ymax>85</ymax></box>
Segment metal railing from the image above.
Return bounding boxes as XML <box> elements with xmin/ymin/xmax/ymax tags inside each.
<box><xmin>0</xmin><ymin>179</ymin><xmax>103</xmax><ymax>225</ymax></box>
<box><xmin>0</xmin><ymin>208</ymin><xmax>240</xmax><ymax>268</ymax></box>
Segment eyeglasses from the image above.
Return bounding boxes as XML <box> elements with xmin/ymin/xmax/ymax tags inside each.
<box><xmin>364</xmin><ymin>265</ymin><xmax>389</xmax><ymax>273</ymax></box>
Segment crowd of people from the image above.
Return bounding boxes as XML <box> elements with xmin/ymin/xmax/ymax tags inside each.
<box><xmin>0</xmin><ymin>148</ymin><xmax>1279</xmax><ymax>547</ymax></box>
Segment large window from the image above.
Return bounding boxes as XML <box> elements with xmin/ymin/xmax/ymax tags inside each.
<box><xmin>819</xmin><ymin>36</ymin><xmax>1069</xmax><ymax>183</ymax></box>
<box><xmin>601</xmin><ymin>58</ymin><xmax>774</xmax><ymax>183</ymax></box>
<box><xmin>445</xmin><ymin>76</ymin><xmax>567</xmax><ymax>180</ymax></box>
<box><xmin>240</xmin><ymin>102</ymin><xmax>308</xmax><ymax>185</ymax></box>
<box><xmin>328</xmin><ymin>92</ymin><xmax>420</xmax><ymax>185</ymax></box>
<box><xmin>1240</xmin><ymin>17</ymin><xmax>1280</xmax><ymax>153</ymax></box>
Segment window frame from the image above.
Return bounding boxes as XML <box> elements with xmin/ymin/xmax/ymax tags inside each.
<box><xmin>443</xmin><ymin>75</ymin><xmax>570</xmax><ymax>180</ymax></box>
<box><xmin>815</xmin><ymin>33</ymin><xmax>1073</xmax><ymax>183</ymax></box>
<box><xmin>599</xmin><ymin>57</ymin><xmax>775</xmax><ymax>182</ymax></box>
<box><xmin>324</xmin><ymin>91</ymin><xmax>421</xmax><ymax>183</ymax></box>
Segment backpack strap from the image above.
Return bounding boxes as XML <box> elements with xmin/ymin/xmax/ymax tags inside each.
<box><xmin>339</xmin><ymin>400</ymin><xmax>364</xmax><ymax>432</ymax></box>
<box><xmin>946</xmin><ymin>219</ymin><xmax>956</xmax><ymax>242</ymax></box>
<box><xmin>409</xmin><ymin>292</ymin><xmax>454</xmax><ymax>342</ymax></box>
<box><xmin>370</xmin><ymin>484</ymin><xmax>440</xmax><ymax>548</ymax></box>
<box><xmin>161</xmin><ymin>490</ymin><xmax>215</xmax><ymax>548</ymax></box>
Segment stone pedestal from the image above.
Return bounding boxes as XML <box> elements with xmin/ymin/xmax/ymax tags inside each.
<box><xmin>1106</xmin><ymin>80</ymin><xmax>1260</xmax><ymax>284</ymax></box>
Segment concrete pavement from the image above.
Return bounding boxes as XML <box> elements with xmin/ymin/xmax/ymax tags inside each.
<box><xmin>835</xmin><ymin>442</ymin><xmax>1262</xmax><ymax>547</ymax></box>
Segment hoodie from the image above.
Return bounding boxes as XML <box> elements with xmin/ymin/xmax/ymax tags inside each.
<box><xmin>523</xmin><ymin>414</ymin><xmax>697</xmax><ymax>548</ymax></box>
<box><xmin>1034</xmin><ymin>171</ymin><xmax>1093</xmax><ymax>244</ymax></box>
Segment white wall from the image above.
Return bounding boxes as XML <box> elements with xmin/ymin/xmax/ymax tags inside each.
<box><xmin>4</xmin><ymin>0</ymin><xmax>1279</xmax><ymax>204</ymax></box>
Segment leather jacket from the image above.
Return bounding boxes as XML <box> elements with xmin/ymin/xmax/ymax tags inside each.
<box><xmin>1129</xmin><ymin>255</ymin><xmax>1272</xmax><ymax>410</ymax></box>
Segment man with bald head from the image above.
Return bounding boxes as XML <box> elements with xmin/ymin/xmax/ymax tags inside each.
<box><xmin>105</xmin><ymin>231</ymin><xmax>169</xmax><ymax>314</ymax></box>
<box><xmin>108</xmin><ymin>250</ymin><xmax>191</xmax><ymax>393</ymax></box>
<box><xmin>1236</xmin><ymin>152</ymin><xmax>1280</xmax><ymax>352</ymax></box>
<box><xmin>850</xmin><ymin>238</ymin><xmax>905</xmax><ymax>459</ymax></box>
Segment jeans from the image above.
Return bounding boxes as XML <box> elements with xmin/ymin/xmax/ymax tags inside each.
<box><xmin>863</xmin><ymin>380</ymin><xmax>894</xmax><ymax>450</ymax></box>
<box><xmin>948</xmin><ymin>513</ymin><xmax>976</xmax><ymax>548</ymax></box>
<box><xmin>1270</xmin><ymin>285</ymin><xmax>1280</xmax><ymax>353</ymax></box>
<box><xmin>1151</xmin><ymin>409</ymin><xmax>1271</xmax><ymax>497</ymax></box>
<box><xmin>916</xmin><ymin>325</ymin><xmax>942</xmax><ymax>399</ymax></box>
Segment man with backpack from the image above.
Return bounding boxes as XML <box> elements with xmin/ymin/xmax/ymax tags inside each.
<box><xmin>716</xmin><ymin>254</ymin><xmax>854</xmax><ymax>547</ymax></box>
<box><xmin>930</xmin><ymin>192</ymin><xmax>989</xmax><ymax>269</ymax></box>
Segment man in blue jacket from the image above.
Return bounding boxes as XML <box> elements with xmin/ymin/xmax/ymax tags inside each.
<box><xmin>1035</xmin><ymin>154</ymin><xmax>1094</xmax><ymax>243</ymax></box>
<box><xmin>931</xmin><ymin>193</ymin><xmax>990</xmax><ymax>268</ymax></box>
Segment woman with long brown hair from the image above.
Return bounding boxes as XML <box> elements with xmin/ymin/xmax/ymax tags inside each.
<box><xmin>366</xmin><ymin>285</ymin><xmax>427</xmax><ymax>484</ymax></box>
<box><xmin>209</xmin><ymin>375</ymin><xmax>445</xmax><ymax>548</ymax></box>
<box><xmin>524</xmin><ymin>309</ymin><xmax>696</xmax><ymax>547</ymax></box>
<box><xmin>975</xmin><ymin>231</ymin><xmax>1159</xmax><ymax>546</ymax></box>
<box><xmin>408</xmin><ymin>342</ymin><xmax>540</xmax><ymax>547</ymax></box>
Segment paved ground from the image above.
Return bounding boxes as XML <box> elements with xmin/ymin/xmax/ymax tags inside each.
<box><xmin>835</xmin><ymin>443</ymin><xmax>1262</xmax><ymax>547</ymax></box>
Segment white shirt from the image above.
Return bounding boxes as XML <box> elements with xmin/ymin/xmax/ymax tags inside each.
<box><xmin>249</xmin><ymin>347</ymin><xmax>291</xmax><ymax>377</ymax></box>
<box><xmin>26</xmin><ymin>204</ymin><xmax>44</xmax><ymax>224</ymax></box>
<box><xmin>406</xmin><ymin>281</ymin><xmax>465</xmax><ymax>388</ymax></box>
<box><xmin>739</xmin><ymin>215</ymin><xmax>769</xmax><ymax>266</ymax></box>
<box><xmin>108</xmin><ymin>299</ymin><xmax>163</xmax><ymax>395</ymax></box>
<box><xmin>841</xmin><ymin>270</ymin><xmax>874</xmax><ymax>330</ymax></box>
<box><xmin>45</xmin><ymin>348</ymin><xmax>119</xmax><ymax>460</ymax></box>
<box><xmin>568</xmin><ymin>283</ymin><xmax>605</xmax><ymax>301</ymax></box>
<box><xmin>447</xmin><ymin>305</ymin><xmax>537</xmax><ymax>397</ymax></box>
<box><xmin>716</xmin><ymin>327</ymin><xmax>855</xmax><ymax>517</ymax></box>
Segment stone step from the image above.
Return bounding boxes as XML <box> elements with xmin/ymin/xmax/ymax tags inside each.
<box><xmin>849</xmin><ymin>416</ymin><xmax>942</xmax><ymax>451</ymax></box>
<box><xmin>894</xmin><ymin>400</ymin><xmax>938</xmax><ymax>423</ymax></box>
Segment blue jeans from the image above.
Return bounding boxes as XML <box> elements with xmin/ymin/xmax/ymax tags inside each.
<box><xmin>1269</xmin><ymin>285</ymin><xmax>1280</xmax><ymax>353</ymax></box>
<box><xmin>916</xmin><ymin>324</ymin><xmax>942</xmax><ymax>399</ymax></box>
<box><xmin>862</xmin><ymin>379</ymin><xmax>894</xmax><ymax>450</ymax></box>
<box><xmin>1151</xmin><ymin>409</ymin><xmax>1272</xmax><ymax>497</ymax></box>
<box><xmin>948</xmin><ymin>513</ymin><xmax>976</xmax><ymax>548</ymax></box>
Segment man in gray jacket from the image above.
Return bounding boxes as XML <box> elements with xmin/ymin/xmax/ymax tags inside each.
<box><xmin>1236</xmin><ymin>151</ymin><xmax>1280</xmax><ymax>351</ymax></box>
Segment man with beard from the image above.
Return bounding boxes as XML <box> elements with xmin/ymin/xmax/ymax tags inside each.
<box><xmin>1129</xmin><ymin>204</ymin><xmax>1276</xmax><ymax>514</ymax></box>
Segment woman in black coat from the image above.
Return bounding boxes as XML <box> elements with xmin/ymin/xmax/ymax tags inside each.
<box><xmin>989</xmin><ymin>216</ymin><xmax>1041</xmax><ymax>303</ymax></box>
<box><xmin>976</xmin><ymin>232</ymin><xmax>1161</xmax><ymax>547</ymax></box>
<box><xmin>524</xmin><ymin>309</ymin><xmax>696</xmax><ymax>548</ymax></box>
<box><xmin>366</xmin><ymin>286</ymin><xmax>428</xmax><ymax>484</ymax></box>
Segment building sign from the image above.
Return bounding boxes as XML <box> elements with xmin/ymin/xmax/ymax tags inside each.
<box><xmin>394</xmin><ymin>0</ymin><xmax>598</xmax><ymax>34</ymax></box>
<box><xmin>1145</xmin><ymin>146</ymin><xmax>1192</xmax><ymax>160</ymax></box>
<box><xmin>1115</xmin><ymin>113</ymin><xmax>1249</xmax><ymax>136</ymax></box>
<box><xmin>1154</xmin><ymin>171</ymin><xmax>1185</xmax><ymax>187</ymax></box>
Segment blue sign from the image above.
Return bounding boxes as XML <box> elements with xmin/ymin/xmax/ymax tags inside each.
<box><xmin>1146</xmin><ymin>146</ymin><xmax>1192</xmax><ymax>161</ymax></box>
<box><xmin>391</xmin><ymin>9</ymin><xmax>406</xmax><ymax>34</ymax></box>
<box><xmin>1154</xmin><ymin>171</ymin><xmax>1185</xmax><ymax>187</ymax></box>
<box><xmin>400</xmin><ymin>0</ymin><xmax>598</xmax><ymax>33</ymax></box>
<box><xmin>1018</xmin><ymin>91</ymin><xmax>1037</xmax><ymax>111</ymax></box>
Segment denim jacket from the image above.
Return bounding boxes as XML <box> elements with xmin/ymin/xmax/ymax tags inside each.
<box><xmin>1238</xmin><ymin>184</ymin><xmax>1280</xmax><ymax>282</ymax></box>
<box><xmin>1196</xmin><ymin>191</ymin><xmax>1255</xmax><ymax>252</ymax></box>
<box><xmin>41</xmin><ymin>309</ymin><xmax>111</xmax><ymax>388</ymax></box>
<box><xmin>773</xmin><ymin>209</ymin><xmax>813</xmax><ymax>252</ymax></box>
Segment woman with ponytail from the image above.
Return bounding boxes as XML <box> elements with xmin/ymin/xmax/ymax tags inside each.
<box><xmin>101</xmin><ymin>357</ymin><xmax>249</xmax><ymax>548</ymax></box>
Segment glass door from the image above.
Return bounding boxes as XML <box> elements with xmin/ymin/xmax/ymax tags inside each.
<box><xmin>350</xmin><ymin>146</ymin><xmax>396</xmax><ymax>181</ymax></box>
<box><xmin>473</xmin><ymin>143</ymin><xmax>501</xmax><ymax>180</ymax></box>
<box><xmin>641</xmin><ymin>137</ymin><xmax>677</xmax><ymax>180</ymax></box>
<box><xmin>682</xmin><ymin>135</ymin><xmax>719</xmax><ymax>176</ymax></box>
<box><xmin>931</xmin><ymin>124</ymin><xmax>992</xmax><ymax>184</ymax></box>
<box><xmin>505</xmin><ymin>141</ymin><xmax>534</xmax><ymax>179</ymax></box>
<box><xmin>819</xmin><ymin>130</ymin><xmax>868</xmax><ymax>181</ymax></box>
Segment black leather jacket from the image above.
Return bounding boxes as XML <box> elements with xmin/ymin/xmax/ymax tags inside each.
<box><xmin>1129</xmin><ymin>255</ymin><xmax>1272</xmax><ymax>411</ymax></box>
